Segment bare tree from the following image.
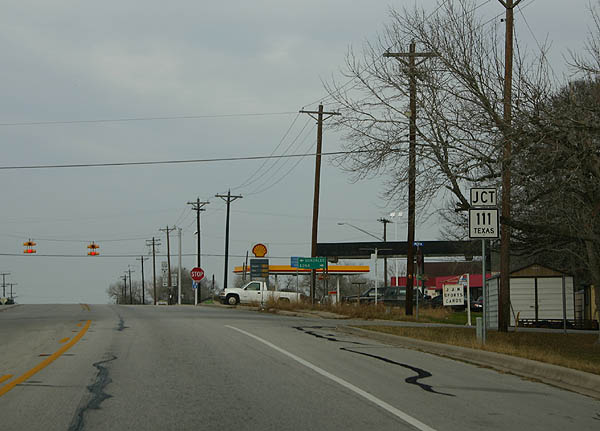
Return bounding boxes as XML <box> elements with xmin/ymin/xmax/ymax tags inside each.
<box><xmin>324</xmin><ymin>0</ymin><xmax>552</xmax><ymax>330</ymax></box>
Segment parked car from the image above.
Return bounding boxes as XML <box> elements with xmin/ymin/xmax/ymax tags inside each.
<box><xmin>429</xmin><ymin>294</ymin><xmax>444</xmax><ymax>308</ymax></box>
<box><xmin>382</xmin><ymin>286</ymin><xmax>426</xmax><ymax>306</ymax></box>
<box><xmin>342</xmin><ymin>287</ymin><xmax>388</xmax><ymax>304</ymax></box>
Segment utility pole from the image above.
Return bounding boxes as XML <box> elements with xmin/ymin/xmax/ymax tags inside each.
<box><xmin>378</xmin><ymin>217</ymin><xmax>391</xmax><ymax>287</ymax></box>
<box><xmin>1</xmin><ymin>272</ymin><xmax>10</xmax><ymax>298</ymax></box>
<box><xmin>188</xmin><ymin>198</ymin><xmax>209</xmax><ymax>305</ymax></box>
<box><xmin>299</xmin><ymin>104</ymin><xmax>340</xmax><ymax>303</ymax></box>
<box><xmin>146</xmin><ymin>237</ymin><xmax>161</xmax><ymax>305</ymax></box>
<box><xmin>178</xmin><ymin>227</ymin><xmax>182</xmax><ymax>305</ymax></box>
<box><xmin>127</xmin><ymin>266</ymin><xmax>135</xmax><ymax>305</ymax></box>
<box><xmin>8</xmin><ymin>283</ymin><xmax>17</xmax><ymax>301</ymax></box>
<box><xmin>159</xmin><ymin>226</ymin><xmax>176</xmax><ymax>304</ymax></box>
<box><xmin>383</xmin><ymin>43</ymin><xmax>437</xmax><ymax>316</ymax></box>
<box><xmin>136</xmin><ymin>256</ymin><xmax>148</xmax><ymax>305</ymax></box>
<box><xmin>215</xmin><ymin>190</ymin><xmax>242</xmax><ymax>291</ymax></box>
<box><xmin>121</xmin><ymin>274</ymin><xmax>127</xmax><ymax>305</ymax></box>
<box><xmin>498</xmin><ymin>0</ymin><xmax>521</xmax><ymax>332</ymax></box>
<box><xmin>188</xmin><ymin>199</ymin><xmax>210</xmax><ymax>268</ymax></box>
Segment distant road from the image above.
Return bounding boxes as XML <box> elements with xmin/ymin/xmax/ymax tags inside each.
<box><xmin>0</xmin><ymin>304</ymin><xmax>598</xmax><ymax>430</ymax></box>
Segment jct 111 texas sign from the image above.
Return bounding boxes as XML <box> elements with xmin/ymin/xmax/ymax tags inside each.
<box><xmin>469</xmin><ymin>188</ymin><xmax>499</xmax><ymax>239</ymax></box>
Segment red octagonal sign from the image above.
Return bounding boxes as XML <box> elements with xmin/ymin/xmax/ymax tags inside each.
<box><xmin>190</xmin><ymin>267</ymin><xmax>205</xmax><ymax>282</ymax></box>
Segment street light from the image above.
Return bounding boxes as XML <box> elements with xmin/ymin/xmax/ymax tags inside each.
<box><xmin>338</xmin><ymin>222</ymin><xmax>384</xmax><ymax>304</ymax></box>
<box><xmin>389</xmin><ymin>211</ymin><xmax>403</xmax><ymax>286</ymax></box>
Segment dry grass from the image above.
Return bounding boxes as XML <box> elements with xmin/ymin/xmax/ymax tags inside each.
<box><xmin>258</xmin><ymin>298</ymin><xmax>463</xmax><ymax>323</ymax></box>
<box><xmin>360</xmin><ymin>325</ymin><xmax>600</xmax><ymax>375</ymax></box>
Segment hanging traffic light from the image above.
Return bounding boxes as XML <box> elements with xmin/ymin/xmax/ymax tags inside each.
<box><xmin>87</xmin><ymin>242</ymin><xmax>100</xmax><ymax>256</ymax></box>
<box><xmin>23</xmin><ymin>239</ymin><xmax>36</xmax><ymax>254</ymax></box>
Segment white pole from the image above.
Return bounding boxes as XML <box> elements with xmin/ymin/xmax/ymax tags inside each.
<box><xmin>482</xmin><ymin>239</ymin><xmax>487</xmax><ymax>344</ymax></box>
<box><xmin>466</xmin><ymin>273</ymin><xmax>472</xmax><ymax>326</ymax></box>
<box><xmin>374</xmin><ymin>248</ymin><xmax>378</xmax><ymax>305</ymax></box>
<box><xmin>178</xmin><ymin>228</ymin><xmax>182</xmax><ymax>305</ymax></box>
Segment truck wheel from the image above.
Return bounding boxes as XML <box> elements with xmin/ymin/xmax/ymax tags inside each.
<box><xmin>279</xmin><ymin>298</ymin><xmax>290</xmax><ymax>303</ymax></box>
<box><xmin>226</xmin><ymin>295</ymin><xmax>239</xmax><ymax>305</ymax></box>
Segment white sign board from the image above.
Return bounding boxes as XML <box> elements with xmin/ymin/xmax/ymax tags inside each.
<box><xmin>443</xmin><ymin>284</ymin><xmax>464</xmax><ymax>306</ymax></box>
<box><xmin>470</xmin><ymin>188</ymin><xmax>497</xmax><ymax>207</ymax></box>
<box><xmin>469</xmin><ymin>209</ymin><xmax>499</xmax><ymax>239</ymax></box>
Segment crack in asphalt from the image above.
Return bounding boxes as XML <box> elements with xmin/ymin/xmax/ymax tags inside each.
<box><xmin>294</xmin><ymin>325</ymin><xmax>454</xmax><ymax>397</ymax></box>
<box><xmin>68</xmin><ymin>355</ymin><xmax>117</xmax><ymax>431</ymax></box>
<box><xmin>292</xmin><ymin>326</ymin><xmax>367</xmax><ymax>345</ymax></box>
<box><xmin>340</xmin><ymin>347</ymin><xmax>455</xmax><ymax>397</ymax></box>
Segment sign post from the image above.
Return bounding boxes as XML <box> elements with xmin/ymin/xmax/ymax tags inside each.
<box><xmin>469</xmin><ymin>188</ymin><xmax>498</xmax><ymax>344</ymax></box>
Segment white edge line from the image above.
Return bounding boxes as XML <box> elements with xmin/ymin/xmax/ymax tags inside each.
<box><xmin>225</xmin><ymin>325</ymin><xmax>437</xmax><ymax>431</ymax></box>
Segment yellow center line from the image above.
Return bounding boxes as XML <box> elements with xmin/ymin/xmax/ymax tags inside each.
<box><xmin>58</xmin><ymin>337</ymin><xmax>70</xmax><ymax>344</ymax></box>
<box><xmin>0</xmin><ymin>375</ymin><xmax>13</xmax><ymax>384</ymax></box>
<box><xmin>0</xmin><ymin>320</ymin><xmax>92</xmax><ymax>397</ymax></box>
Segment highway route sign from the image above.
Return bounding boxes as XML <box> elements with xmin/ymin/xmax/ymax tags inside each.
<box><xmin>469</xmin><ymin>209</ymin><xmax>499</xmax><ymax>239</ymax></box>
<box><xmin>470</xmin><ymin>188</ymin><xmax>497</xmax><ymax>207</ymax></box>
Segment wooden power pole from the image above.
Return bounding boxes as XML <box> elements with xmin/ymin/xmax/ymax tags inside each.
<box><xmin>299</xmin><ymin>104</ymin><xmax>340</xmax><ymax>303</ymax></box>
<box><xmin>498</xmin><ymin>0</ymin><xmax>522</xmax><ymax>332</ymax></box>
<box><xmin>215</xmin><ymin>190</ymin><xmax>242</xmax><ymax>291</ymax></box>
<box><xmin>136</xmin><ymin>256</ymin><xmax>148</xmax><ymax>305</ymax></box>
<box><xmin>146</xmin><ymin>237</ymin><xmax>161</xmax><ymax>305</ymax></box>
<box><xmin>384</xmin><ymin>42</ymin><xmax>437</xmax><ymax>316</ymax></box>
<box><xmin>159</xmin><ymin>226</ymin><xmax>176</xmax><ymax>304</ymax></box>
<box><xmin>378</xmin><ymin>217</ymin><xmax>391</xmax><ymax>287</ymax></box>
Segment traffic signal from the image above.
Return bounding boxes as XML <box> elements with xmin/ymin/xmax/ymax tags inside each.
<box><xmin>23</xmin><ymin>239</ymin><xmax>36</xmax><ymax>254</ymax></box>
<box><xmin>87</xmin><ymin>242</ymin><xmax>100</xmax><ymax>256</ymax></box>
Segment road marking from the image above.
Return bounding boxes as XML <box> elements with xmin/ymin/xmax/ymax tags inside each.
<box><xmin>59</xmin><ymin>337</ymin><xmax>70</xmax><ymax>343</ymax></box>
<box><xmin>226</xmin><ymin>325</ymin><xmax>437</xmax><ymax>431</ymax></box>
<box><xmin>0</xmin><ymin>320</ymin><xmax>91</xmax><ymax>398</ymax></box>
<box><xmin>0</xmin><ymin>374</ymin><xmax>13</xmax><ymax>384</ymax></box>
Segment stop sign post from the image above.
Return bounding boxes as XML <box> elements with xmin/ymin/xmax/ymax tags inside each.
<box><xmin>190</xmin><ymin>267</ymin><xmax>205</xmax><ymax>282</ymax></box>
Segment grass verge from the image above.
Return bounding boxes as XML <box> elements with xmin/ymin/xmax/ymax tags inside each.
<box><xmin>258</xmin><ymin>298</ymin><xmax>479</xmax><ymax>325</ymax></box>
<box><xmin>358</xmin><ymin>325</ymin><xmax>600</xmax><ymax>375</ymax></box>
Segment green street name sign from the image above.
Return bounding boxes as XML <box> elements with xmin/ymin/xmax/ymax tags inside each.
<box><xmin>297</xmin><ymin>257</ymin><xmax>327</xmax><ymax>269</ymax></box>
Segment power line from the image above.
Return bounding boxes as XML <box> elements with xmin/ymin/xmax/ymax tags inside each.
<box><xmin>0</xmin><ymin>111</ymin><xmax>297</xmax><ymax>127</ymax></box>
<box><xmin>234</xmin><ymin>117</ymin><xmax>313</xmax><ymax>191</ymax></box>
<box><xmin>0</xmin><ymin>252</ymin><xmax>295</xmax><ymax>259</ymax></box>
<box><xmin>0</xmin><ymin>149</ymin><xmax>386</xmax><ymax>171</ymax></box>
<box><xmin>233</xmin><ymin>112</ymin><xmax>302</xmax><ymax>190</ymax></box>
<box><xmin>0</xmin><ymin>233</ymin><xmax>151</xmax><ymax>242</ymax></box>
<box><xmin>245</xmin><ymin>126</ymin><xmax>316</xmax><ymax>196</ymax></box>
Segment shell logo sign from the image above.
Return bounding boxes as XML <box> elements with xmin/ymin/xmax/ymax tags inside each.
<box><xmin>252</xmin><ymin>243</ymin><xmax>268</xmax><ymax>257</ymax></box>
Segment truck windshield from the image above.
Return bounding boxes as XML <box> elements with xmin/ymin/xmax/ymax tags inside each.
<box><xmin>245</xmin><ymin>282</ymin><xmax>261</xmax><ymax>291</ymax></box>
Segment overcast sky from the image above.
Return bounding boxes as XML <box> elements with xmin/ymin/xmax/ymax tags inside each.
<box><xmin>0</xmin><ymin>0</ymin><xmax>593</xmax><ymax>303</ymax></box>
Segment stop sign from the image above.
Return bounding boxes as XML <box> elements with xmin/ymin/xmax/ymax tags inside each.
<box><xmin>190</xmin><ymin>267</ymin><xmax>205</xmax><ymax>282</ymax></box>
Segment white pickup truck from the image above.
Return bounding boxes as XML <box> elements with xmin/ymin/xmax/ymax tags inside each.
<box><xmin>219</xmin><ymin>281</ymin><xmax>302</xmax><ymax>305</ymax></box>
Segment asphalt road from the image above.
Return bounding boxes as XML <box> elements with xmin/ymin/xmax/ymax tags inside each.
<box><xmin>1</xmin><ymin>304</ymin><xmax>599</xmax><ymax>430</ymax></box>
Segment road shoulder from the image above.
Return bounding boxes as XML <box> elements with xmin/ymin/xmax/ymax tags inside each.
<box><xmin>338</xmin><ymin>325</ymin><xmax>600</xmax><ymax>400</ymax></box>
